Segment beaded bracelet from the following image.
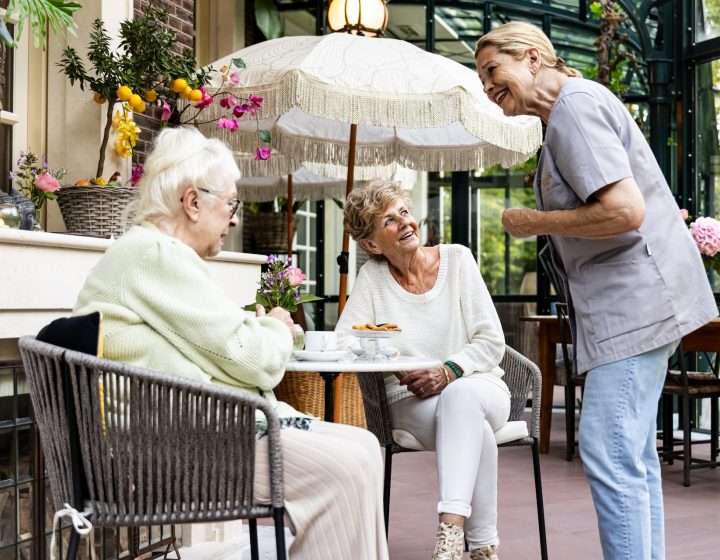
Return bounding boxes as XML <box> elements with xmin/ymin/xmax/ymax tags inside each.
<box><xmin>444</xmin><ymin>360</ymin><xmax>463</xmax><ymax>378</ymax></box>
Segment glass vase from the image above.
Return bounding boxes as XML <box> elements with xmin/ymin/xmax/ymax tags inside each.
<box><xmin>291</xmin><ymin>324</ymin><xmax>306</xmax><ymax>351</ymax></box>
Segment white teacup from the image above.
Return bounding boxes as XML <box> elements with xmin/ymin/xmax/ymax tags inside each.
<box><xmin>304</xmin><ymin>331</ymin><xmax>338</xmax><ymax>352</ymax></box>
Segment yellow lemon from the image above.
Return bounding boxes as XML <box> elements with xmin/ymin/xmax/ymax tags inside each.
<box><xmin>128</xmin><ymin>94</ymin><xmax>144</xmax><ymax>110</ymax></box>
<box><xmin>133</xmin><ymin>101</ymin><xmax>147</xmax><ymax>113</ymax></box>
<box><xmin>93</xmin><ymin>92</ymin><xmax>106</xmax><ymax>104</ymax></box>
<box><xmin>143</xmin><ymin>89</ymin><xmax>158</xmax><ymax>103</ymax></box>
<box><xmin>180</xmin><ymin>86</ymin><xmax>193</xmax><ymax>100</ymax></box>
<box><xmin>188</xmin><ymin>89</ymin><xmax>203</xmax><ymax>102</ymax></box>
<box><xmin>116</xmin><ymin>85</ymin><xmax>133</xmax><ymax>101</ymax></box>
<box><xmin>171</xmin><ymin>78</ymin><xmax>188</xmax><ymax>93</ymax></box>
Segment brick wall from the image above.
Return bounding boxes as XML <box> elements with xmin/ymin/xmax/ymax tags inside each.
<box><xmin>132</xmin><ymin>0</ymin><xmax>195</xmax><ymax>164</ymax></box>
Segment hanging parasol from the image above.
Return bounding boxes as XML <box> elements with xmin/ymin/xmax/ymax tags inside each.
<box><xmin>195</xmin><ymin>33</ymin><xmax>543</xmax><ymax>314</ymax></box>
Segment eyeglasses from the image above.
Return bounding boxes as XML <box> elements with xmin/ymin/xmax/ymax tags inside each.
<box><xmin>197</xmin><ymin>187</ymin><xmax>241</xmax><ymax>218</ymax></box>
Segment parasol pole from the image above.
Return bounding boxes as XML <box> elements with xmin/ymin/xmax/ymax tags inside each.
<box><xmin>337</xmin><ymin>123</ymin><xmax>357</xmax><ymax>317</ymax></box>
<box><xmin>287</xmin><ymin>173</ymin><xmax>294</xmax><ymax>257</ymax></box>
<box><xmin>334</xmin><ymin>123</ymin><xmax>357</xmax><ymax>422</ymax></box>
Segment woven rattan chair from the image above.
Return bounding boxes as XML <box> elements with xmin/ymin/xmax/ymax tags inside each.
<box><xmin>660</xmin><ymin>338</ymin><xmax>720</xmax><ymax>487</ymax></box>
<box><xmin>356</xmin><ymin>346</ymin><xmax>548</xmax><ymax>560</ymax></box>
<box><xmin>18</xmin><ymin>336</ymin><xmax>286</xmax><ymax>560</ymax></box>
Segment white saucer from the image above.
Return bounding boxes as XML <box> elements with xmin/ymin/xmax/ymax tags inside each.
<box><xmin>351</xmin><ymin>346</ymin><xmax>399</xmax><ymax>357</ymax></box>
<box><xmin>294</xmin><ymin>350</ymin><xmax>348</xmax><ymax>362</ymax></box>
<box><xmin>352</xmin><ymin>330</ymin><xmax>401</xmax><ymax>339</ymax></box>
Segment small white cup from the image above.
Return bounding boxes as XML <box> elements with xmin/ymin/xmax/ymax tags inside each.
<box><xmin>304</xmin><ymin>331</ymin><xmax>338</xmax><ymax>352</ymax></box>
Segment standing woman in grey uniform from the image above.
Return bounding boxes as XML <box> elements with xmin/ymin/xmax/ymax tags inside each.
<box><xmin>475</xmin><ymin>21</ymin><xmax>717</xmax><ymax>560</ymax></box>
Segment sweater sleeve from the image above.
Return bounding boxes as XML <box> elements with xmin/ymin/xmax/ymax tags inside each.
<box><xmin>119</xmin><ymin>239</ymin><xmax>292</xmax><ymax>390</ymax></box>
<box><xmin>446</xmin><ymin>247</ymin><xmax>505</xmax><ymax>376</ymax></box>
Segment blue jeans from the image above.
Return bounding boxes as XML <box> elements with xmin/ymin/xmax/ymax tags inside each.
<box><xmin>579</xmin><ymin>341</ymin><xmax>678</xmax><ymax>560</ymax></box>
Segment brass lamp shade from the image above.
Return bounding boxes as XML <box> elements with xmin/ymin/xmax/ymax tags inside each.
<box><xmin>327</xmin><ymin>0</ymin><xmax>389</xmax><ymax>37</ymax></box>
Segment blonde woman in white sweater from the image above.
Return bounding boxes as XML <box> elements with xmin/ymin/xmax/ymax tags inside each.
<box><xmin>74</xmin><ymin>127</ymin><xmax>389</xmax><ymax>560</ymax></box>
<box><xmin>336</xmin><ymin>179</ymin><xmax>511</xmax><ymax>560</ymax></box>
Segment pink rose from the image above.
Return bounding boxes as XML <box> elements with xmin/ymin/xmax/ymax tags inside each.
<box><xmin>690</xmin><ymin>217</ymin><xmax>720</xmax><ymax>257</ymax></box>
<box><xmin>34</xmin><ymin>173</ymin><xmax>60</xmax><ymax>192</ymax></box>
<box><xmin>286</xmin><ymin>266</ymin><xmax>306</xmax><ymax>286</ymax></box>
<box><xmin>255</xmin><ymin>147</ymin><xmax>271</xmax><ymax>160</ymax></box>
<box><xmin>679</xmin><ymin>208</ymin><xmax>689</xmax><ymax>221</ymax></box>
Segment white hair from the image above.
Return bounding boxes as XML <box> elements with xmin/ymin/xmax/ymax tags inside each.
<box><xmin>130</xmin><ymin>126</ymin><xmax>241</xmax><ymax>226</ymax></box>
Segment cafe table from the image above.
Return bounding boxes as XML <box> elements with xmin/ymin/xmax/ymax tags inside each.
<box><xmin>521</xmin><ymin>314</ymin><xmax>720</xmax><ymax>454</ymax></box>
<box><xmin>285</xmin><ymin>354</ymin><xmax>443</xmax><ymax>422</ymax></box>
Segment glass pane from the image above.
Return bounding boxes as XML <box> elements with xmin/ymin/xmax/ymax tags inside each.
<box><xmin>16</xmin><ymin>427</ymin><xmax>32</xmax><ymax>481</ymax></box>
<box><xmin>0</xmin><ymin>487</ymin><xmax>15</xmax><ymax>547</ymax></box>
<box><xmin>17</xmin><ymin>483</ymin><xmax>31</xmax><ymax>540</ymax></box>
<box><xmin>0</xmin><ymin>429</ymin><xmax>14</xmax><ymax>483</ymax></box>
<box><xmin>0</xmin><ymin>547</ymin><xmax>14</xmax><ymax>560</ymax></box>
<box><xmin>17</xmin><ymin>540</ymin><xmax>30</xmax><ymax>560</ymax></box>
<box><xmin>695</xmin><ymin>58</ymin><xmax>720</xmax><ymax>287</ymax></box>
<box><xmin>696</xmin><ymin>0</ymin><xmax>720</xmax><ymax>42</ymax></box>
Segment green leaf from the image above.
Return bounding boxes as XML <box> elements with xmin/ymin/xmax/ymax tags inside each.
<box><xmin>297</xmin><ymin>294</ymin><xmax>324</xmax><ymax>304</ymax></box>
<box><xmin>231</xmin><ymin>57</ymin><xmax>247</xmax><ymax>69</ymax></box>
<box><xmin>259</xmin><ymin>129</ymin><xmax>272</xmax><ymax>143</ymax></box>
<box><xmin>254</xmin><ymin>0</ymin><xmax>283</xmax><ymax>40</ymax></box>
<box><xmin>0</xmin><ymin>19</ymin><xmax>14</xmax><ymax>47</ymax></box>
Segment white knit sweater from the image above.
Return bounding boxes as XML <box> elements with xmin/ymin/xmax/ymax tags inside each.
<box><xmin>336</xmin><ymin>244</ymin><xmax>505</xmax><ymax>404</ymax></box>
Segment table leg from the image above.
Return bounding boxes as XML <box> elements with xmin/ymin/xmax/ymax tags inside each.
<box><xmin>537</xmin><ymin>323</ymin><xmax>556</xmax><ymax>454</ymax></box>
<box><xmin>320</xmin><ymin>372</ymin><xmax>340</xmax><ymax>422</ymax></box>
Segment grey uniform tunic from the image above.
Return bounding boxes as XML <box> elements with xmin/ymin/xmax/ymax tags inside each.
<box><xmin>536</xmin><ymin>78</ymin><xmax>718</xmax><ymax>373</ymax></box>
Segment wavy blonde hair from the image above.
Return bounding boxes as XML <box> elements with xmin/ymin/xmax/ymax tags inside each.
<box><xmin>344</xmin><ymin>179</ymin><xmax>411</xmax><ymax>260</ymax></box>
<box><xmin>475</xmin><ymin>21</ymin><xmax>582</xmax><ymax>78</ymax></box>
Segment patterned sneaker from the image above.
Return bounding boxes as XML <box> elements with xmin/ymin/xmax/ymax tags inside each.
<box><xmin>470</xmin><ymin>544</ymin><xmax>499</xmax><ymax>560</ymax></box>
<box><xmin>431</xmin><ymin>522</ymin><xmax>464</xmax><ymax>560</ymax></box>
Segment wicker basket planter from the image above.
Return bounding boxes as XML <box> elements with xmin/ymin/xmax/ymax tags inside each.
<box><xmin>243</xmin><ymin>211</ymin><xmax>296</xmax><ymax>255</ymax></box>
<box><xmin>57</xmin><ymin>185</ymin><xmax>137</xmax><ymax>238</ymax></box>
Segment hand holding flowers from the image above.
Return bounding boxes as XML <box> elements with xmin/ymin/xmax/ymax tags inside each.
<box><xmin>245</xmin><ymin>255</ymin><xmax>323</xmax><ymax>313</ymax></box>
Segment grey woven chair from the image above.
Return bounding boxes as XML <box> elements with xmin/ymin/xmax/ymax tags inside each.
<box><xmin>18</xmin><ymin>336</ymin><xmax>286</xmax><ymax>560</ymax></box>
<box><xmin>356</xmin><ymin>346</ymin><xmax>548</xmax><ymax>560</ymax></box>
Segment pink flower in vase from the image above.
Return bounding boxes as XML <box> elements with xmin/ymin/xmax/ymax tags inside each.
<box><xmin>34</xmin><ymin>173</ymin><xmax>60</xmax><ymax>192</ymax></box>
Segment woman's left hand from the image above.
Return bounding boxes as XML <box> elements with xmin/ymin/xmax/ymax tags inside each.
<box><xmin>396</xmin><ymin>368</ymin><xmax>447</xmax><ymax>398</ymax></box>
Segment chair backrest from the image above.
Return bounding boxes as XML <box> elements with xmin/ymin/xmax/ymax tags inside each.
<box><xmin>356</xmin><ymin>346</ymin><xmax>542</xmax><ymax>448</ymax></box>
<box><xmin>18</xmin><ymin>336</ymin><xmax>284</xmax><ymax>527</ymax></box>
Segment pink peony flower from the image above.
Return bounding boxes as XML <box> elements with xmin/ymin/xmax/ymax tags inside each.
<box><xmin>690</xmin><ymin>217</ymin><xmax>720</xmax><ymax>257</ymax></box>
<box><xmin>680</xmin><ymin>208</ymin><xmax>689</xmax><ymax>221</ymax></box>
<box><xmin>217</xmin><ymin>117</ymin><xmax>239</xmax><ymax>131</ymax></box>
<box><xmin>194</xmin><ymin>86</ymin><xmax>213</xmax><ymax>109</ymax></box>
<box><xmin>160</xmin><ymin>100</ymin><xmax>172</xmax><ymax>121</ymax></box>
<box><xmin>219</xmin><ymin>96</ymin><xmax>236</xmax><ymax>109</ymax></box>
<box><xmin>34</xmin><ymin>173</ymin><xmax>60</xmax><ymax>192</ymax></box>
<box><xmin>286</xmin><ymin>266</ymin><xmax>306</xmax><ymax>286</ymax></box>
<box><xmin>255</xmin><ymin>147</ymin><xmax>271</xmax><ymax>160</ymax></box>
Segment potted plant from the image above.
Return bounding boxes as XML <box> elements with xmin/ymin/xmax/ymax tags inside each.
<box><xmin>243</xmin><ymin>198</ymin><xmax>303</xmax><ymax>254</ymax></box>
<box><xmin>54</xmin><ymin>4</ymin><xmax>270</xmax><ymax>237</ymax></box>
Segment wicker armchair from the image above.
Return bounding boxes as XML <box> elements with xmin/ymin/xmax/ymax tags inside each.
<box><xmin>356</xmin><ymin>346</ymin><xmax>548</xmax><ymax>560</ymax></box>
<box><xmin>18</xmin><ymin>336</ymin><xmax>287</xmax><ymax>560</ymax></box>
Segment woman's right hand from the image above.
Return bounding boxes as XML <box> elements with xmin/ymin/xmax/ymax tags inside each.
<box><xmin>256</xmin><ymin>304</ymin><xmax>295</xmax><ymax>335</ymax></box>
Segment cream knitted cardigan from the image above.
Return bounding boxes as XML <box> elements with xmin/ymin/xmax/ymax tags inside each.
<box><xmin>336</xmin><ymin>244</ymin><xmax>505</xmax><ymax>404</ymax></box>
<box><xmin>74</xmin><ymin>223</ymin><xmax>301</xmax><ymax>419</ymax></box>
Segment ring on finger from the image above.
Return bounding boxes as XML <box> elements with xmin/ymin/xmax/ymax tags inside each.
<box><xmin>419</xmin><ymin>387</ymin><xmax>424</xmax><ymax>394</ymax></box>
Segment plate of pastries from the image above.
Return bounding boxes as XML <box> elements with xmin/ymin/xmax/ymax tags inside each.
<box><xmin>351</xmin><ymin>323</ymin><xmax>402</xmax><ymax>338</ymax></box>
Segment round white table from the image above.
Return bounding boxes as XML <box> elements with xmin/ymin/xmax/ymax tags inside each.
<box><xmin>285</xmin><ymin>355</ymin><xmax>442</xmax><ymax>421</ymax></box>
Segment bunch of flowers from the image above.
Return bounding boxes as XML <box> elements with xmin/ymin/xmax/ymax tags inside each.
<box><xmin>9</xmin><ymin>151</ymin><xmax>68</xmax><ymax>209</ymax></box>
<box><xmin>245</xmin><ymin>255</ymin><xmax>323</xmax><ymax>313</ymax></box>
<box><xmin>57</xmin><ymin>4</ymin><xmax>271</xmax><ymax>184</ymax></box>
<box><xmin>680</xmin><ymin>208</ymin><xmax>720</xmax><ymax>275</ymax></box>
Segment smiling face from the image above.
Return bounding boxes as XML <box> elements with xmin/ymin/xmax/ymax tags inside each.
<box><xmin>476</xmin><ymin>46</ymin><xmax>538</xmax><ymax>117</ymax></box>
<box><xmin>361</xmin><ymin>197</ymin><xmax>420</xmax><ymax>261</ymax></box>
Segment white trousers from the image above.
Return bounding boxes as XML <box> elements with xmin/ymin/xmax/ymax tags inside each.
<box><xmin>254</xmin><ymin>420</ymin><xmax>389</xmax><ymax>560</ymax></box>
<box><xmin>389</xmin><ymin>375</ymin><xmax>511</xmax><ymax>548</ymax></box>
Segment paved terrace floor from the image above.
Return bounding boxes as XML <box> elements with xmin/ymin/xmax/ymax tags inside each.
<box><xmin>182</xmin><ymin>390</ymin><xmax>720</xmax><ymax>559</ymax></box>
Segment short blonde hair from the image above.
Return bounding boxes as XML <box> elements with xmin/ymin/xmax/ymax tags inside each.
<box><xmin>475</xmin><ymin>21</ymin><xmax>582</xmax><ymax>78</ymax></box>
<box><xmin>344</xmin><ymin>179</ymin><xmax>411</xmax><ymax>256</ymax></box>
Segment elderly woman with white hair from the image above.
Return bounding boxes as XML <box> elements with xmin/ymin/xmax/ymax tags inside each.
<box><xmin>336</xmin><ymin>179</ymin><xmax>511</xmax><ymax>560</ymax></box>
<box><xmin>73</xmin><ymin>126</ymin><xmax>389</xmax><ymax>560</ymax></box>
